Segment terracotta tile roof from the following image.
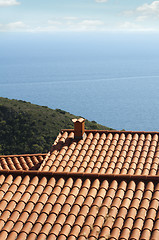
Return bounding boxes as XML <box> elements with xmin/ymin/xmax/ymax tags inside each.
<box><xmin>0</xmin><ymin>154</ymin><xmax>47</xmax><ymax>170</ymax></box>
<box><xmin>41</xmin><ymin>130</ymin><xmax>159</xmax><ymax>175</ymax></box>
<box><xmin>1</xmin><ymin>126</ymin><xmax>159</xmax><ymax>239</ymax></box>
<box><xmin>0</xmin><ymin>171</ymin><xmax>159</xmax><ymax>240</ymax></box>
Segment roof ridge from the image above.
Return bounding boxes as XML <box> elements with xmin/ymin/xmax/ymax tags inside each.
<box><xmin>61</xmin><ymin>129</ymin><xmax>159</xmax><ymax>135</ymax></box>
<box><xmin>0</xmin><ymin>153</ymin><xmax>47</xmax><ymax>158</ymax></box>
<box><xmin>0</xmin><ymin>170</ymin><xmax>159</xmax><ymax>182</ymax></box>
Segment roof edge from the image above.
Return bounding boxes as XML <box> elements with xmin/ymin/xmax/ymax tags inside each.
<box><xmin>61</xmin><ymin>129</ymin><xmax>159</xmax><ymax>135</ymax></box>
<box><xmin>0</xmin><ymin>153</ymin><xmax>47</xmax><ymax>158</ymax></box>
<box><xmin>0</xmin><ymin>170</ymin><xmax>159</xmax><ymax>182</ymax></box>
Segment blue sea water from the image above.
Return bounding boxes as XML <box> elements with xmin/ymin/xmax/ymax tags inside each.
<box><xmin>1</xmin><ymin>32</ymin><xmax>159</xmax><ymax>131</ymax></box>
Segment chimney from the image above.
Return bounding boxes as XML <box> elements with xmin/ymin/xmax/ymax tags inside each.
<box><xmin>72</xmin><ymin>118</ymin><xmax>85</xmax><ymax>139</ymax></box>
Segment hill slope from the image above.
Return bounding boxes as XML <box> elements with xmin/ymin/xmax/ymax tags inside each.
<box><xmin>0</xmin><ymin>97</ymin><xmax>112</xmax><ymax>155</ymax></box>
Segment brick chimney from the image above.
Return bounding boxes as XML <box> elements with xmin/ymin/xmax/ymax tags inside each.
<box><xmin>72</xmin><ymin>118</ymin><xmax>85</xmax><ymax>139</ymax></box>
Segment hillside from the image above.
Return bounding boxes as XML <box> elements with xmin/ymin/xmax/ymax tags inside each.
<box><xmin>0</xmin><ymin>97</ymin><xmax>112</xmax><ymax>155</ymax></box>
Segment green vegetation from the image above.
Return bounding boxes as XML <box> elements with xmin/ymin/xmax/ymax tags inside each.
<box><xmin>0</xmin><ymin>97</ymin><xmax>112</xmax><ymax>155</ymax></box>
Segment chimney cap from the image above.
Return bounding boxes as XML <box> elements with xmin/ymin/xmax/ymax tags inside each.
<box><xmin>72</xmin><ymin>118</ymin><xmax>85</xmax><ymax>123</ymax></box>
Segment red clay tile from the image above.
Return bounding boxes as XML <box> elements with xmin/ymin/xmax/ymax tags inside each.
<box><xmin>1</xmin><ymin>173</ymin><xmax>159</xmax><ymax>239</ymax></box>
<box><xmin>0</xmin><ymin>154</ymin><xmax>47</xmax><ymax>171</ymax></box>
<box><xmin>2</xmin><ymin>129</ymin><xmax>159</xmax><ymax>239</ymax></box>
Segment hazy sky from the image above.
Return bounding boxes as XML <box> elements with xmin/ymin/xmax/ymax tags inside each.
<box><xmin>0</xmin><ymin>0</ymin><xmax>159</xmax><ymax>32</ymax></box>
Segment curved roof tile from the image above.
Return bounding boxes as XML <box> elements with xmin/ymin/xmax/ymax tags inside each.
<box><xmin>1</xmin><ymin>128</ymin><xmax>159</xmax><ymax>239</ymax></box>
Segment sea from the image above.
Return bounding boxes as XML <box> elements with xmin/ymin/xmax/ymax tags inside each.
<box><xmin>1</xmin><ymin>31</ymin><xmax>159</xmax><ymax>131</ymax></box>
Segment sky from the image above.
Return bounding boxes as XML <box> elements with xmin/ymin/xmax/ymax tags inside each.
<box><xmin>0</xmin><ymin>0</ymin><xmax>159</xmax><ymax>32</ymax></box>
